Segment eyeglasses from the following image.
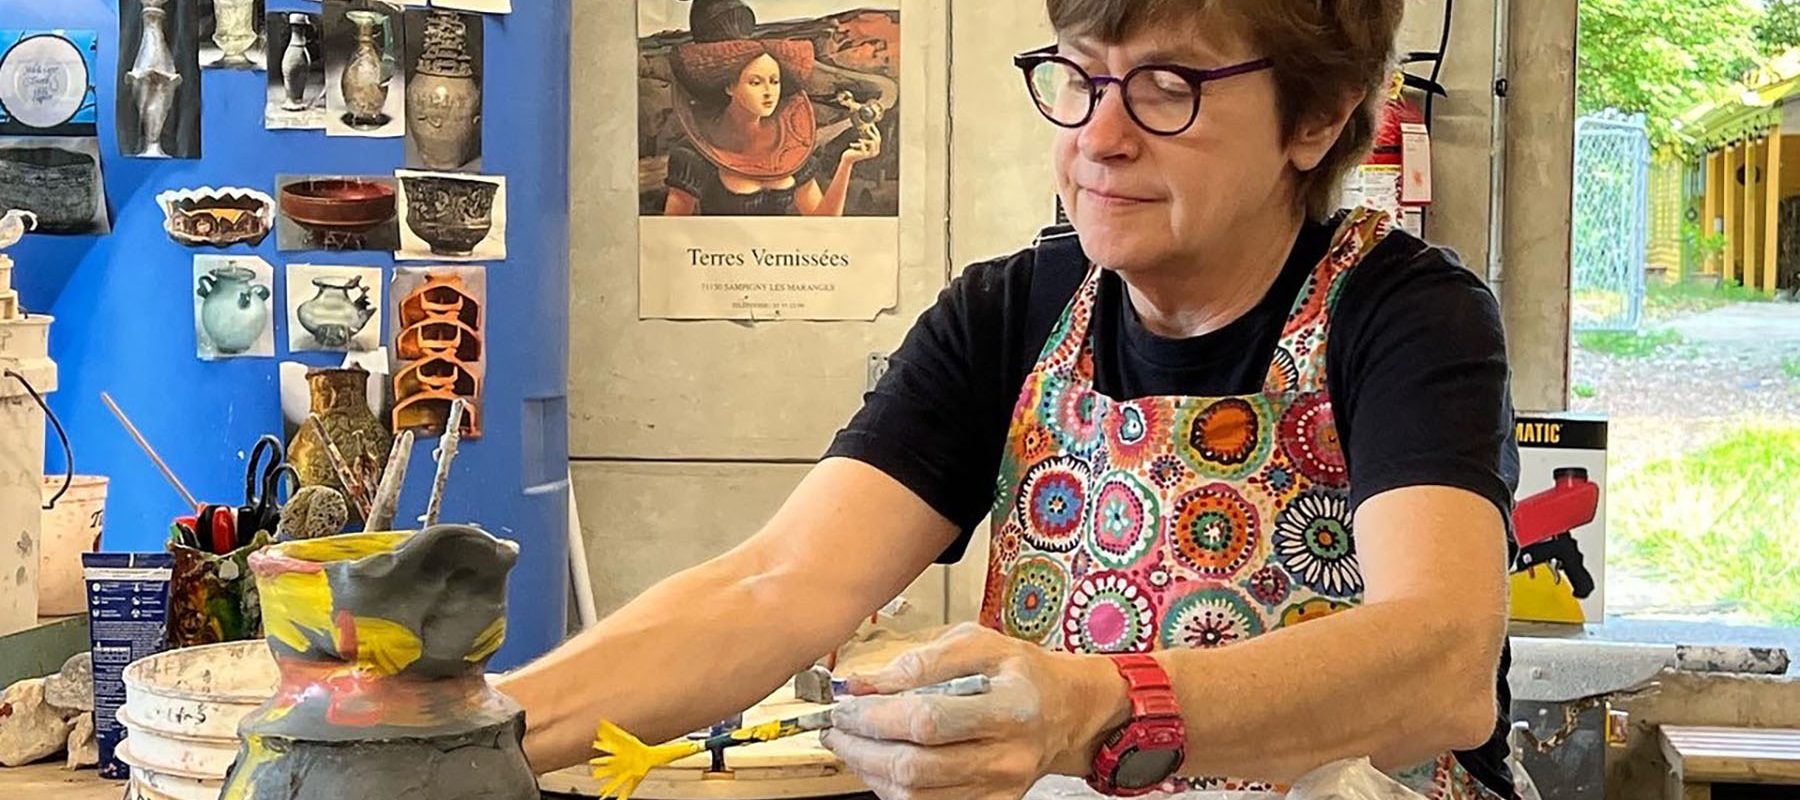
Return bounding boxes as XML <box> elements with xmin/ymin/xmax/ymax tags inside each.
<box><xmin>1013</xmin><ymin>46</ymin><xmax>1273</xmax><ymax>136</ymax></box>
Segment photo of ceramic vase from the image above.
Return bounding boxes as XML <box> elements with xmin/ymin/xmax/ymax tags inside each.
<box><xmin>295</xmin><ymin>274</ymin><xmax>376</xmax><ymax>348</ymax></box>
<box><xmin>219</xmin><ymin>527</ymin><xmax>538</xmax><ymax>800</ymax></box>
<box><xmin>212</xmin><ymin>0</ymin><xmax>260</xmax><ymax>67</ymax></box>
<box><xmin>407</xmin><ymin>11</ymin><xmax>481</xmax><ymax>170</ymax></box>
<box><xmin>127</xmin><ymin>0</ymin><xmax>183</xmax><ymax>158</ymax></box>
<box><xmin>286</xmin><ymin>366</ymin><xmax>391</xmax><ymax>498</ymax></box>
<box><xmin>401</xmin><ymin>175</ymin><xmax>497</xmax><ymax>256</ymax></box>
<box><xmin>280</xmin><ymin>13</ymin><xmax>314</xmax><ymax>110</ymax></box>
<box><xmin>196</xmin><ymin>265</ymin><xmax>271</xmax><ymax>354</ymax></box>
<box><xmin>341</xmin><ymin>10</ymin><xmax>391</xmax><ymax>128</ymax></box>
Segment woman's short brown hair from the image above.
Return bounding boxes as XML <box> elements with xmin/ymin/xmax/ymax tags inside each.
<box><xmin>1045</xmin><ymin>0</ymin><xmax>1405</xmax><ymax>221</ymax></box>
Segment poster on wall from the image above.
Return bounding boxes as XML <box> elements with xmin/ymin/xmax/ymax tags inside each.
<box><xmin>431</xmin><ymin>0</ymin><xmax>510</xmax><ymax>13</ymax></box>
<box><xmin>0</xmin><ymin>30</ymin><xmax>99</xmax><ymax>137</ymax></box>
<box><xmin>198</xmin><ymin>0</ymin><xmax>268</xmax><ymax>70</ymax></box>
<box><xmin>266</xmin><ymin>12</ymin><xmax>327</xmax><ymax>129</ymax></box>
<box><xmin>402</xmin><ymin>9</ymin><xmax>483</xmax><ymax>171</ymax></box>
<box><xmin>287</xmin><ymin>263</ymin><xmax>384</xmax><ymax>353</ymax></box>
<box><xmin>390</xmin><ymin>266</ymin><xmax>484</xmax><ymax>438</ymax></box>
<box><xmin>275</xmin><ymin>174</ymin><xmax>400</xmax><ymax>252</ymax></box>
<box><xmin>637</xmin><ymin>0</ymin><xmax>901</xmax><ymax>321</ymax></box>
<box><xmin>118</xmin><ymin>0</ymin><xmax>203</xmax><ymax>159</ymax></box>
<box><xmin>322</xmin><ymin>0</ymin><xmax>407</xmax><ymax>138</ymax></box>
<box><xmin>193</xmin><ymin>255</ymin><xmax>276</xmax><ymax>360</ymax></box>
<box><xmin>395</xmin><ymin>170</ymin><xmax>505</xmax><ymax>262</ymax></box>
<box><xmin>0</xmin><ymin>137</ymin><xmax>111</xmax><ymax>235</ymax></box>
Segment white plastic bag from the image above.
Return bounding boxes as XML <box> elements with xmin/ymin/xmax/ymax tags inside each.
<box><xmin>1285</xmin><ymin>758</ymin><xmax>1427</xmax><ymax>800</ymax></box>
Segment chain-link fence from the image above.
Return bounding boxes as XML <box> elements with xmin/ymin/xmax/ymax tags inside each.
<box><xmin>1572</xmin><ymin>111</ymin><xmax>1651</xmax><ymax>331</ymax></box>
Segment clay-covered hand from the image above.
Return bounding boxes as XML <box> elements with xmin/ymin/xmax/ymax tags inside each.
<box><xmin>820</xmin><ymin>623</ymin><xmax>1122</xmax><ymax>800</ymax></box>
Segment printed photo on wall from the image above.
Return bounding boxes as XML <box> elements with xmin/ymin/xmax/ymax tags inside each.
<box><xmin>265</xmin><ymin>12</ymin><xmax>327</xmax><ymax>129</ymax></box>
<box><xmin>395</xmin><ymin>170</ymin><xmax>505</xmax><ymax>262</ymax></box>
<box><xmin>402</xmin><ymin>9</ymin><xmax>482</xmax><ymax>171</ymax></box>
<box><xmin>118</xmin><ymin>0</ymin><xmax>203</xmax><ymax>158</ymax></box>
<box><xmin>275</xmin><ymin>174</ymin><xmax>400</xmax><ymax>252</ymax></box>
<box><xmin>637</xmin><ymin>0</ymin><xmax>901</xmax><ymax>321</ymax></box>
<box><xmin>0</xmin><ymin>30</ymin><xmax>99</xmax><ymax>137</ymax></box>
<box><xmin>322</xmin><ymin>0</ymin><xmax>407</xmax><ymax>138</ymax></box>
<box><xmin>0</xmin><ymin>137</ymin><xmax>111</xmax><ymax>235</ymax></box>
<box><xmin>389</xmin><ymin>266</ymin><xmax>484</xmax><ymax>439</ymax></box>
<box><xmin>430</xmin><ymin>0</ymin><xmax>510</xmax><ymax>14</ymax></box>
<box><xmin>287</xmin><ymin>263</ymin><xmax>384</xmax><ymax>353</ymax></box>
<box><xmin>193</xmin><ymin>255</ymin><xmax>276</xmax><ymax>360</ymax></box>
<box><xmin>199</xmin><ymin>0</ymin><xmax>268</xmax><ymax>70</ymax></box>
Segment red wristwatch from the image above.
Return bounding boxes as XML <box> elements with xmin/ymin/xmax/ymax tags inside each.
<box><xmin>1087</xmin><ymin>654</ymin><xmax>1187</xmax><ymax>796</ymax></box>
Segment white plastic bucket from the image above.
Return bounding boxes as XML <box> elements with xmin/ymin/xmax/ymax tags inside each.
<box><xmin>123</xmin><ymin>760</ymin><xmax>226</xmax><ymax>800</ymax></box>
<box><xmin>39</xmin><ymin>474</ymin><xmax>108</xmax><ymax>615</ymax></box>
<box><xmin>121</xmin><ymin>640</ymin><xmax>277</xmax><ymax>745</ymax></box>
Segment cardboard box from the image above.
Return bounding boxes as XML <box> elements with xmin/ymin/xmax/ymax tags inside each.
<box><xmin>1510</xmin><ymin>413</ymin><xmax>1608</xmax><ymax>624</ymax></box>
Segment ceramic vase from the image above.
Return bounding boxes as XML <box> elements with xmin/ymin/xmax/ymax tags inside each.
<box><xmin>401</xmin><ymin>176</ymin><xmax>497</xmax><ymax>256</ymax></box>
<box><xmin>211</xmin><ymin>0</ymin><xmax>259</xmax><ymax>67</ymax></box>
<box><xmin>196</xmin><ymin>265</ymin><xmax>271</xmax><ymax>354</ymax></box>
<box><xmin>341</xmin><ymin>10</ymin><xmax>390</xmax><ymax>128</ymax></box>
<box><xmin>406</xmin><ymin>11</ymin><xmax>481</xmax><ymax>170</ymax></box>
<box><xmin>286</xmin><ymin>367</ymin><xmax>391</xmax><ymax>503</ymax></box>
<box><xmin>127</xmin><ymin>0</ymin><xmax>183</xmax><ymax>158</ymax></box>
<box><xmin>281</xmin><ymin>14</ymin><xmax>315</xmax><ymax>110</ymax></box>
<box><xmin>219</xmin><ymin>527</ymin><xmax>538</xmax><ymax>800</ymax></box>
<box><xmin>295</xmin><ymin>275</ymin><xmax>376</xmax><ymax>348</ymax></box>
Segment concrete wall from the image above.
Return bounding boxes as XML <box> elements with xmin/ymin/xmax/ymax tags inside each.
<box><xmin>1609</xmin><ymin>671</ymin><xmax>1800</xmax><ymax>797</ymax></box>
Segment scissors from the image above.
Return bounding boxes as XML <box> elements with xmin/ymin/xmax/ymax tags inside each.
<box><xmin>241</xmin><ymin>435</ymin><xmax>299</xmax><ymax>541</ymax></box>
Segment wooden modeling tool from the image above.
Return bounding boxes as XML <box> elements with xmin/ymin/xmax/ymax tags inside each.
<box><xmin>589</xmin><ymin>675</ymin><xmax>991</xmax><ymax>800</ymax></box>
<box><xmin>364</xmin><ymin>429</ymin><xmax>415</xmax><ymax>531</ymax></box>
<box><xmin>306</xmin><ymin>415</ymin><xmax>374</xmax><ymax>519</ymax></box>
<box><xmin>422</xmin><ymin>398</ymin><xmax>466</xmax><ymax>527</ymax></box>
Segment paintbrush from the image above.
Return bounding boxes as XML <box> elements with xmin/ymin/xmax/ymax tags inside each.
<box><xmin>101</xmin><ymin>391</ymin><xmax>201</xmax><ymax>512</ymax></box>
<box><xmin>589</xmin><ymin>675</ymin><xmax>990</xmax><ymax>800</ymax></box>
<box><xmin>306</xmin><ymin>416</ymin><xmax>374</xmax><ymax>520</ymax></box>
<box><xmin>421</xmin><ymin>399</ymin><xmax>465</xmax><ymax>527</ymax></box>
<box><xmin>364</xmin><ymin>430</ymin><xmax>414</xmax><ymax>532</ymax></box>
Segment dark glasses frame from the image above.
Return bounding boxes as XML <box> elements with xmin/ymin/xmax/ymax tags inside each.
<box><xmin>1013</xmin><ymin>45</ymin><xmax>1274</xmax><ymax>136</ymax></box>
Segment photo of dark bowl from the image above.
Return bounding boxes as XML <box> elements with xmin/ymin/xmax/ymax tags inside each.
<box><xmin>0</xmin><ymin>146</ymin><xmax>102</xmax><ymax>234</ymax></box>
<box><xmin>279</xmin><ymin>178</ymin><xmax>398</xmax><ymax>235</ymax></box>
<box><xmin>401</xmin><ymin>175</ymin><xmax>497</xmax><ymax>256</ymax></box>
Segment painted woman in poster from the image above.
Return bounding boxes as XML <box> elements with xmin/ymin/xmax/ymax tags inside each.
<box><xmin>657</xmin><ymin>0</ymin><xmax>885</xmax><ymax>217</ymax></box>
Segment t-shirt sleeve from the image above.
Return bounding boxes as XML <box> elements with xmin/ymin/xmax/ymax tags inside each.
<box><xmin>823</xmin><ymin>255</ymin><xmax>1033</xmax><ymax>564</ymax></box>
<box><xmin>1329</xmin><ymin>240</ymin><xmax>1520</xmax><ymax>520</ymax></box>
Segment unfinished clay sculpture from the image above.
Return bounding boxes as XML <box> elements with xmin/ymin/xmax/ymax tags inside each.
<box><xmin>219</xmin><ymin>526</ymin><xmax>535</xmax><ymax>800</ymax></box>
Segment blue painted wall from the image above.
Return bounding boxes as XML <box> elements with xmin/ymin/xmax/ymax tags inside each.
<box><xmin>4</xmin><ymin>0</ymin><xmax>571</xmax><ymax>668</ymax></box>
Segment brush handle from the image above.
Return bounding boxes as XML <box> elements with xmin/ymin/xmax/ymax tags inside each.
<box><xmin>700</xmin><ymin>675</ymin><xmax>994</xmax><ymax>751</ymax></box>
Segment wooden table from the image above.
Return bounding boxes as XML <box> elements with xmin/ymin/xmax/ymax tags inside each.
<box><xmin>1660</xmin><ymin>725</ymin><xmax>1800</xmax><ymax>799</ymax></box>
<box><xmin>0</xmin><ymin>762</ymin><xmax>122</xmax><ymax>800</ymax></box>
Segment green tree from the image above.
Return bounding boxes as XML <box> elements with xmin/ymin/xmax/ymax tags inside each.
<box><xmin>1578</xmin><ymin>0</ymin><xmax>1761</xmax><ymax>149</ymax></box>
<box><xmin>1756</xmin><ymin>0</ymin><xmax>1800</xmax><ymax>57</ymax></box>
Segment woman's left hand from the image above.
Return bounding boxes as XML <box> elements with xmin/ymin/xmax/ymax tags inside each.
<box><xmin>820</xmin><ymin>623</ymin><xmax>1125</xmax><ymax>800</ymax></box>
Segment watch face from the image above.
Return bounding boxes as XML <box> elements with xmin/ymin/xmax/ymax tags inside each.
<box><xmin>1117</xmin><ymin>748</ymin><xmax>1182</xmax><ymax>790</ymax></box>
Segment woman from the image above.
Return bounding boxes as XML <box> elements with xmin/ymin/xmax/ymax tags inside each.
<box><xmin>505</xmin><ymin>1</ymin><xmax>1517</xmax><ymax>798</ymax></box>
<box><xmin>661</xmin><ymin>0</ymin><xmax>881</xmax><ymax>217</ymax></box>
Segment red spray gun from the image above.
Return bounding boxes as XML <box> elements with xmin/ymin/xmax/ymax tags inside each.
<box><xmin>1511</xmin><ymin>467</ymin><xmax>1599</xmax><ymax>600</ymax></box>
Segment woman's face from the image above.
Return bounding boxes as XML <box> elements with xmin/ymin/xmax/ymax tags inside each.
<box><xmin>728</xmin><ymin>53</ymin><xmax>782</xmax><ymax>119</ymax></box>
<box><xmin>1052</xmin><ymin>29</ymin><xmax>1342</xmax><ymax>277</ymax></box>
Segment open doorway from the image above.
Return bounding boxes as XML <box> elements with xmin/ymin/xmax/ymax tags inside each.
<box><xmin>1571</xmin><ymin>0</ymin><xmax>1800</xmax><ymax>628</ymax></box>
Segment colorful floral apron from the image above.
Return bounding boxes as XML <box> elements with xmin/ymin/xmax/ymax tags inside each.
<box><xmin>978</xmin><ymin>209</ymin><xmax>1507</xmax><ymax>799</ymax></box>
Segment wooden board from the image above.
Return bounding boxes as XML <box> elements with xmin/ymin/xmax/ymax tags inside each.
<box><xmin>0</xmin><ymin>763</ymin><xmax>123</xmax><ymax>800</ymax></box>
<box><xmin>1659</xmin><ymin>725</ymin><xmax>1800</xmax><ymax>786</ymax></box>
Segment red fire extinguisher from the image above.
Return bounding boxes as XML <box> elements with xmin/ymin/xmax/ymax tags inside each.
<box><xmin>1347</xmin><ymin>72</ymin><xmax>1438</xmax><ymax>235</ymax></box>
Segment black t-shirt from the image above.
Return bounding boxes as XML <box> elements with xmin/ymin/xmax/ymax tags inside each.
<box><xmin>826</xmin><ymin>215</ymin><xmax>1520</xmax><ymax>796</ymax></box>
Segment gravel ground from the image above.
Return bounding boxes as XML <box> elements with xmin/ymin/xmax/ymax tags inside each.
<box><xmin>1567</xmin><ymin>300</ymin><xmax>1800</xmax><ymax>619</ymax></box>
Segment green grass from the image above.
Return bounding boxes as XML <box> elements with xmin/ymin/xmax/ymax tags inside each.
<box><xmin>1574</xmin><ymin>328</ymin><xmax>1683</xmax><ymax>358</ymax></box>
<box><xmin>1645</xmin><ymin>278</ymin><xmax>1770</xmax><ymax>321</ymax></box>
<box><xmin>1612</xmin><ymin>425</ymin><xmax>1800</xmax><ymax>626</ymax></box>
<box><xmin>1572</xmin><ymin>383</ymin><xmax>1599</xmax><ymax>399</ymax></box>
<box><xmin>1784</xmin><ymin>357</ymin><xmax>1800</xmax><ymax>381</ymax></box>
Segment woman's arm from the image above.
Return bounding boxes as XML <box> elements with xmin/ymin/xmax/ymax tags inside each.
<box><xmin>497</xmin><ymin>458</ymin><xmax>960</xmax><ymax>774</ymax></box>
<box><xmin>796</xmin><ymin>128</ymin><xmax>881</xmax><ymax>216</ymax></box>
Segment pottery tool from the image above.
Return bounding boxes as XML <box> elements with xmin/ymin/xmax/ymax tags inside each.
<box><xmin>792</xmin><ymin>666</ymin><xmax>850</xmax><ymax>705</ymax></box>
<box><xmin>421</xmin><ymin>398</ymin><xmax>466</xmax><ymax>527</ymax></box>
<box><xmin>241</xmin><ymin>434</ymin><xmax>299</xmax><ymax>538</ymax></box>
<box><xmin>277</xmin><ymin>485</ymin><xmax>351</xmax><ymax>542</ymax></box>
<box><xmin>101</xmin><ymin>391</ymin><xmax>201</xmax><ymax>512</ymax></box>
<box><xmin>364</xmin><ymin>429</ymin><xmax>415</xmax><ymax>532</ymax></box>
<box><xmin>305</xmin><ymin>415</ymin><xmax>374</xmax><ymax>519</ymax></box>
<box><xmin>589</xmin><ymin>675</ymin><xmax>991</xmax><ymax>800</ymax></box>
